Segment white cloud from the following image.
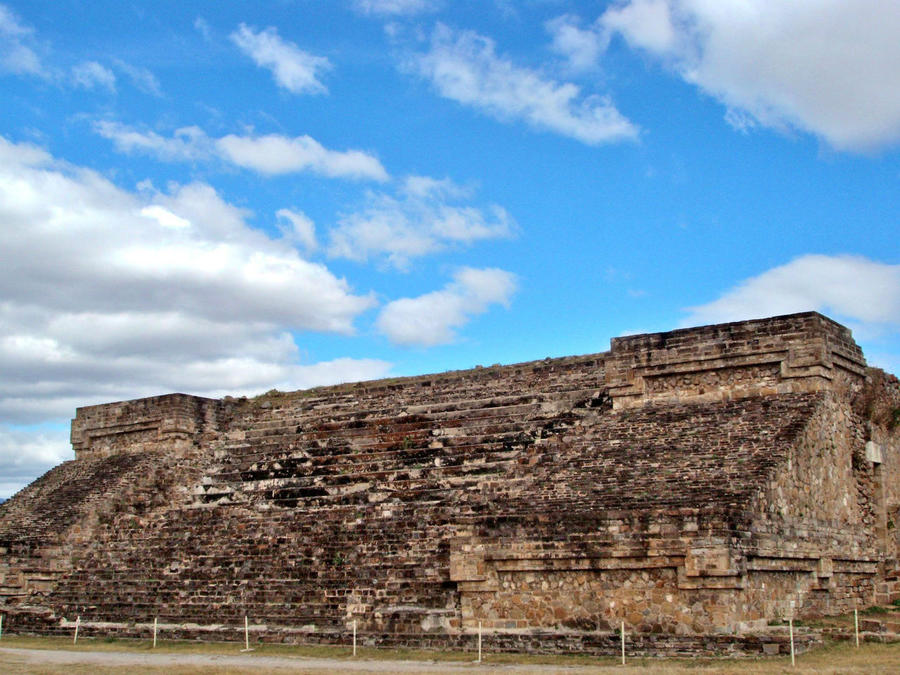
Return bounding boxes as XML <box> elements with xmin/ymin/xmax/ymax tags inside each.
<box><xmin>377</xmin><ymin>267</ymin><xmax>517</xmax><ymax>346</ymax></box>
<box><xmin>0</xmin><ymin>135</ymin><xmax>388</xmax><ymax>433</ymax></box>
<box><xmin>0</xmin><ymin>8</ymin><xmax>159</xmax><ymax>96</ymax></box>
<box><xmin>546</xmin><ymin>14</ymin><xmax>607</xmax><ymax>72</ymax></box>
<box><xmin>94</xmin><ymin>121</ymin><xmax>211</xmax><ymax>161</ymax></box>
<box><xmin>600</xmin><ymin>1</ymin><xmax>900</xmax><ymax>151</ymax></box>
<box><xmin>230</xmin><ymin>23</ymin><xmax>330</xmax><ymax>95</ymax></box>
<box><xmin>216</xmin><ymin>134</ymin><xmax>389</xmax><ymax>180</ymax></box>
<box><xmin>93</xmin><ymin>122</ymin><xmax>388</xmax><ymax>181</ymax></box>
<box><xmin>684</xmin><ymin>255</ymin><xmax>900</xmax><ymax>332</ymax></box>
<box><xmin>411</xmin><ymin>24</ymin><xmax>638</xmax><ymax>145</ymax></box>
<box><xmin>277</xmin><ymin>208</ymin><xmax>317</xmax><ymax>253</ymax></box>
<box><xmin>352</xmin><ymin>0</ymin><xmax>439</xmax><ymax>15</ymax></box>
<box><xmin>328</xmin><ymin>175</ymin><xmax>515</xmax><ymax>269</ymax></box>
<box><xmin>0</xmin><ymin>425</ymin><xmax>72</xmax><ymax>499</ymax></box>
<box><xmin>0</xmin><ymin>3</ymin><xmax>46</xmax><ymax>77</ymax></box>
<box><xmin>71</xmin><ymin>60</ymin><xmax>116</xmax><ymax>91</ymax></box>
<box><xmin>112</xmin><ymin>59</ymin><xmax>162</xmax><ymax>96</ymax></box>
<box><xmin>194</xmin><ymin>17</ymin><xmax>212</xmax><ymax>42</ymax></box>
<box><xmin>602</xmin><ymin>0</ymin><xmax>676</xmax><ymax>54</ymax></box>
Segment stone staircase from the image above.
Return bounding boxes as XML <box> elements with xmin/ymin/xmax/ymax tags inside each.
<box><xmin>33</xmin><ymin>360</ymin><xmax>609</xmax><ymax>635</ymax></box>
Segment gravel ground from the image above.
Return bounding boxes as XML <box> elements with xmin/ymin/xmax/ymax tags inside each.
<box><xmin>0</xmin><ymin>647</ymin><xmax>601</xmax><ymax>673</ymax></box>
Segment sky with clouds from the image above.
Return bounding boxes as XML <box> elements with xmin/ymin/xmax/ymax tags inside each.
<box><xmin>1</xmin><ymin>0</ymin><xmax>898</xmax><ymax>498</ymax></box>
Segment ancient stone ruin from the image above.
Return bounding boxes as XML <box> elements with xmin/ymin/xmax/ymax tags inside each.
<box><xmin>1</xmin><ymin>312</ymin><xmax>898</xmax><ymax>656</ymax></box>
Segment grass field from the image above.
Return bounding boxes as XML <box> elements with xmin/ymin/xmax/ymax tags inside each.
<box><xmin>0</xmin><ymin>634</ymin><xmax>898</xmax><ymax>674</ymax></box>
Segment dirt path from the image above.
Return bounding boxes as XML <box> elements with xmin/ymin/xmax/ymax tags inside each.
<box><xmin>0</xmin><ymin>647</ymin><xmax>601</xmax><ymax>673</ymax></box>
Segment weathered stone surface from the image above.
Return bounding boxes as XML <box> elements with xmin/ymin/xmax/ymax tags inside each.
<box><xmin>1</xmin><ymin>311</ymin><xmax>897</xmax><ymax>657</ymax></box>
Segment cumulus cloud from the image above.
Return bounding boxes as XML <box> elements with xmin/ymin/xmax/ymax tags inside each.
<box><xmin>0</xmin><ymin>3</ymin><xmax>46</xmax><ymax>77</ymax></box>
<box><xmin>95</xmin><ymin>122</ymin><xmax>211</xmax><ymax>161</ymax></box>
<box><xmin>216</xmin><ymin>133</ymin><xmax>389</xmax><ymax>180</ymax></box>
<box><xmin>352</xmin><ymin>0</ymin><xmax>439</xmax><ymax>15</ymax></box>
<box><xmin>546</xmin><ymin>14</ymin><xmax>607</xmax><ymax>72</ymax></box>
<box><xmin>0</xmin><ymin>135</ymin><xmax>388</xmax><ymax>433</ymax></box>
<box><xmin>93</xmin><ymin>121</ymin><xmax>388</xmax><ymax>181</ymax></box>
<box><xmin>231</xmin><ymin>23</ymin><xmax>330</xmax><ymax>95</ymax></box>
<box><xmin>277</xmin><ymin>208</ymin><xmax>317</xmax><ymax>253</ymax></box>
<box><xmin>377</xmin><ymin>267</ymin><xmax>517</xmax><ymax>346</ymax></box>
<box><xmin>1</xmin><ymin>5</ymin><xmax>162</xmax><ymax>96</ymax></box>
<box><xmin>0</xmin><ymin>425</ymin><xmax>72</xmax><ymax>499</ymax></box>
<box><xmin>328</xmin><ymin>175</ymin><xmax>515</xmax><ymax>269</ymax></box>
<box><xmin>71</xmin><ymin>60</ymin><xmax>116</xmax><ymax>91</ymax></box>
<box><xmin>684</xmin><ymin>255</ymin><xmax>900</xmax><ymax>332</ymax></box>
<box><xmin>112</xmin><ymin>58</ymin><xmax>162</xmax><ymax>96</ymax></box>
<box><xmin>600</xmin><ymin>1</ymin><xmax>900</xmax><ymax>151</ymax></box>
<box><xmin>411</xmin><ymin>24</ymin><xmax>638</xmax><ymax>145</ymax></box>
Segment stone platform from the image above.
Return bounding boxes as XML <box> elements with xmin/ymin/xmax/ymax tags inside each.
<box><xmin>1</xmin><ymin>312</ymin><xmax>898</xmax><ymax>656</ymax></box>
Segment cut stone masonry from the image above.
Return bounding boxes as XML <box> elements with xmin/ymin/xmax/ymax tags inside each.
<box><xmin>1</xmin><ymin>312</ymin><xmax>897</xmax><ymax>656</ymax></box>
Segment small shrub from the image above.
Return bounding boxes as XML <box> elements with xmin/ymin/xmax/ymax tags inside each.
<box><xmin>862</xmin><ymin>605</ymin><xmax>889</xmax><ymax>615</ymax></box>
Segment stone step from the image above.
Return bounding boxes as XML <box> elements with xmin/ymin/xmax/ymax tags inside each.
<box><xmin>247</xmin><ymin>392</ymin><xmax>553</xmax><ymax>422</ymax></box>
<box><xmin>234</xmin><ymin>420</ymin><xmax>542</xmax><ymax>449</ymax></box>
<box><xmin>210</xmin><ymin>447</ymin><xmax>530</xmax><ymax>479</ymax></box>
<box><xmin>240</xmin><ymin>405</ymin><xmax>551</xmax><ymax>442</ymax></box>
<box><xmin>240</xmin><ymin>387</ymin><xmax>600</xmax><ymax>430</ymax></box>
<box><xmin>224</xmin><ymin>430</ymin><xmax>538</xmax><ymax>463</ymax></box>
<box><xmin>199</xmin><ymin>460</ymin><xmax>522</xmax><ymax>500</ymax></box>
<box><xmin>211</xmin><ymin>443</ymin><xmax>525</xmax><ymax>477</ymax></box>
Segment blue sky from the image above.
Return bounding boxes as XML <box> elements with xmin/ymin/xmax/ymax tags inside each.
<box><xmin>1</xmin><ymin>0</ymin><xmax>899</xmax><ymax>497</ymax></box>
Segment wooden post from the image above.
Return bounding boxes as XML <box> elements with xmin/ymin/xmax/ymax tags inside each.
<box><xmin>477</xmin><ymin>621</ymin><xmax>482</xmax><ymax>663</ymax></box>
<box><xmin>241</xmin><ymin>615</ymin><xmax>252</xmax><ymax>652</ymax></box>
<box><xmin>352</xmin><ymin>620</ymin><xmax>357</xmax><ymax>657</ymax></box>
<box><xmin>620</xmin><ymin>620</ymin><xmax>625</xmax><ymax>666</ymax></box>
<box><xmin>73</xmin><ymin>615</ymin><xmax>80</xmax><ymax>645</ymax></box>
<box><xmin>789</xmin><ymin>618</ymin><xmax>795</xmax><ymax>667</ymax></box>
<box><xmin>153</xmin><ymin>616</ymin><xmax>158</xmax><ymax>648</ymax></box>
<box><xmin>854</xmin><ymin>608</ymin><xmax>859</xmax><ymax>648</ymax></box>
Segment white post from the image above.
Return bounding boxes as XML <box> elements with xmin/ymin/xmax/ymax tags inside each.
<box><xmin>477</xmin><ymin>621</ymin><xmax>482</xmax><ymax>663</ymax></box>
<box><xmin>621</xmin><ymin>621</ymin><xmax>625</xmax><ymax>666</ymax></box>
<box><xmin>789</xmin><ymin>618</ymin><xmax>795</xmax><ymax>667</ymax></box>
<box><xmin>854</xmin><ymin>608</ymin><xmax>859</xmax><ymax>647</ymax></box>
<box><xmin>352</xmin><ymin>620</ymin><xmax>357</xmax><ymax>657</ymax></box>
<box><xmin>0</xmin><ymin>613</ymin><xmax>4</xmax><ymax>641</ymax></box>
<box><xmin>243</xmin><ymin>615</ymin><xmax>251</xmax><ymax>651</ymax></box>
<box><xmin>74</xmin><ymin>615</ymin><xmax>80</xmax><ymax>645</ymax></box>
<box><xmin>153</xmin><ymin>616</ymin><xmax>158</xmax><ymax>648</ymax></box>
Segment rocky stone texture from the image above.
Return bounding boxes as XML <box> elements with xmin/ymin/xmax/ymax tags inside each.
<box><xmin>71</xmin><ymin>393</ymin><xmax>225</xmax><ymax>459</ymax></box>
<box><xmin>1</xmin><ymin>312</ymin><xmax>897</xmax><ymax>657</ymax></box>
<box><xmin>607</xmin><ymin>312</ymin><xmax>866</xmax><ymax>409</ymax></box>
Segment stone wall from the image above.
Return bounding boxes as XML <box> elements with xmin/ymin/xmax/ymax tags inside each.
<box><xmin>71</xmin><ymin>393</ymin><xmax>225</xmax><ymax>459</ymax></box>
<box><xmin>607</xmin><ymin>312</ymin><xmax>867</xmax><ymax>409</ymax></box>
<box><xmin>1</xmin><ymin>312</ymin><xmax>898</xmax><ymax>656</ymax></box>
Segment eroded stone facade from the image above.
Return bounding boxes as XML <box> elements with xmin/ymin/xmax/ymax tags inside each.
<box><xmin>1</xmin><ymin>312</ymin><xmax>898</xmax><ymax>656</ymax></box>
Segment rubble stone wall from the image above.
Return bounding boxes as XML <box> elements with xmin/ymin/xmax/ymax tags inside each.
<box><xmin>2</xmin><ymin>312</ymin><xmax>898</xmax><ymax>656</ymax></box>
<box><xmin>71</xmin><ymin>393</ymin><xmax>225</xmax><ymax>459</ymax></box>
<box><xmin>607</xmin><ymin>312</ymin><xmax>867</xmax><ymax>409</ymax></box>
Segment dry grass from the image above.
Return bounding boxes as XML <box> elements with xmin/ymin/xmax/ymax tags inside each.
<box><xmin>0</xmin><ymin>634</ymin><xmax>898</xmax><ymax>674</ymax></box>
